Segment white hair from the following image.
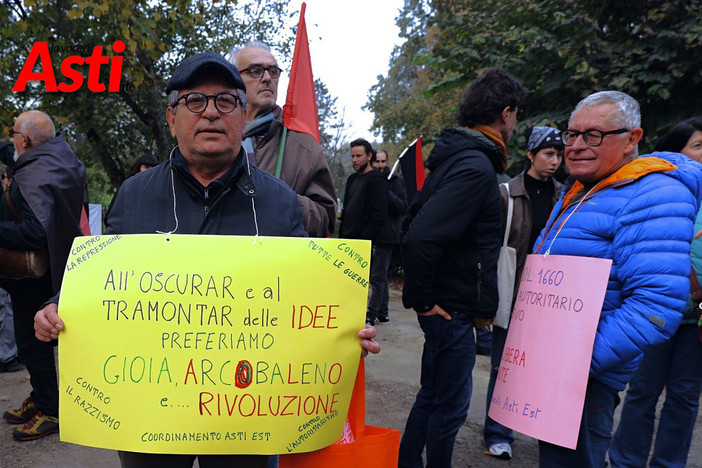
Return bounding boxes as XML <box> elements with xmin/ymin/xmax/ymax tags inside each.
<box><xmin>228</xmin><ymin>40</ymin><xmax>273</xmax><ymax>68</ymax></box>
<box><xmin>571</xmin><ymin>91</ymin><xmax>641</xmax><ymax>130</ymax></box>
<box><xmin>571</xmin><ymin>91</ymin><xmax>641</xmax><ymax>156</ymax></box>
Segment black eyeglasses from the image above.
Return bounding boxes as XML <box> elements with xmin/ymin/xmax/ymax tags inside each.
<box><xmin>175</xmin><ymin>92</ymin><xmax>241</xmax><ymax>114</ymax></box>
<box><xmin>9</xmin><ymin>129</ymin><xmax>24</xmax><ymax>138</ymax></box>
<box><xmin>239</xmin><ymin>65</ymin><xmax>283</xmax><ymax>80</ymax></box>
<box><xmin>561</xmin><ymin>128</ymin><xmax>629</xmax><ymax>147</ymax></box>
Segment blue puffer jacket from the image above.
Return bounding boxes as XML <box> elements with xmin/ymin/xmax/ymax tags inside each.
<box><xmin>534</xmin><ymin>152</ymin><xmax>702</xmax><ymax>390</ymax></box>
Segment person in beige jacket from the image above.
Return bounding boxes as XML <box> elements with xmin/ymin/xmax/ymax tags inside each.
<box><xmin>229</xmin><ymin>41</ymin><xmax>337</xmax><ymax>238</ymax></box>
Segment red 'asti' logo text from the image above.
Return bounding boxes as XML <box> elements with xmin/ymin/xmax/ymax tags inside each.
<box><xmin>13</xmin><ymin>41</ymin><xmax>125</xmax><ymax>93</ymax></box>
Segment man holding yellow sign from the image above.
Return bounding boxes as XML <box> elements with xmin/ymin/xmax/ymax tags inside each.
<box><xmin>34</xmin><ymin>52</ymin><xmax>379</xmax><ymax>468</ymax></box>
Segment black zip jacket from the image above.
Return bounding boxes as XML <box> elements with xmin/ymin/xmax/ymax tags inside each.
<box><xmin>401</xmin><ymin>127</ymin><xmax>503</xmax><ymax>318</ymax></box>
<box><xmin>108</xmin><ymin>148</ymin><xmax>306</xmax><ymax>238</ymax></box>
<box><xmin>339</xmin><ymin>168</ymin><xmax>389</xmax><ymax>241</ymax></box>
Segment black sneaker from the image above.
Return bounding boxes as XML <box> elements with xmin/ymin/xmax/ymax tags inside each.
<box><xmin>3</xmin><ymin>397</ymin><xmax>36</xmax><ymax>425</ymax></box>
<box><xmin>377</xmin><ymin>317</ymin><xmax>390</xmax><ymax>323</ymax></box>
<box><xmin>12</xmin><ymin>411</ymin><xmax>59</xmax><ymax>441</ymax></box>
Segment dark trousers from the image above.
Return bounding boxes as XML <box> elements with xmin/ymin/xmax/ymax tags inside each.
<box><xmin>367</xmin><ymin>243</ymin><xmax>393</xmax><ymax>321</ymax></box>
<box><xmin>539</xmin><ymin>379</ymin><xmax>620</xmax><ymax>468</ymax></box>
<box><xmin>1</xmin><ymin>275</ymin><xmax>58</xmax><ymax>416</ymax></box>
<box><xmin>609</xmin><ymin>324</ymin><xmax>702</xmax><ymax>468</ymax></box>
<box><xmin>483</xmin><ymin>326</ymin><xmax>514</xmax><ymax>447</ymax></box>
<box><xmin>475</xmin><ymin>327</ymin><xmax>492</xmax><ymax>350</ymax></box>
<box><xmin>118</xmin><ymin>452</ymin><xmax>268</xmax><ymax>468</ymax></box>
<box><xmin>399</xmin><ymin>313</ymin><xmax>476</xmax><ymax>468</ymax></box>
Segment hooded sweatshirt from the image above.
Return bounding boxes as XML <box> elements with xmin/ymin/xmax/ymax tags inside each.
<box><xmin>401</xmin><ymin>127</ymin><xmax>503</xmax><ymax>317</ymax></box>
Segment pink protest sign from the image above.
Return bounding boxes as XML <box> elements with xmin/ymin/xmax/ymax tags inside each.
<box><xmin>488</xmin><ymin>254</ymin><xmax>611</xmax><ymax>449</ymax></box>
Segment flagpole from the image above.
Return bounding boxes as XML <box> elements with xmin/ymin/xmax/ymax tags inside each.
<box><xmin>388</xmin><ymin>136</ymin><xmax>419</xmax><ymax>179</ymax></box>
<box><xmin>275</xmin><ymin>127</ymin><xmax>287</xmax><ymax>178</ymax></box>
<box><xmin>387</xmin><ymin>159</ymin><xmax>400</xmax><ymax>180</ymax></box>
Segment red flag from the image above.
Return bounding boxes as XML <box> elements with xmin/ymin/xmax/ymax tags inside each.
<box><xmin>79</xmin><ymin>205</ymin><xmax>91</xmax><ymax>235</ymax></box>
<box><xmin>283</xmin><ymin>2</ymin><xmax>320</xmax><ymax>143</ymax></box>
<box><xmin>398</xmin><ymin>136</ymin><xmax>425</xmax><ymax>203</ymax></box>
<box><xmin>413</xmin><ymin>135</ymin><xmax>425</xmax><ymax>189</ymax></box>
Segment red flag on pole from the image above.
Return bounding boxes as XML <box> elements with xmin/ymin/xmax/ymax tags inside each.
<box><xmin>282</xmin><ymin>2</ymin><xmax>320</xmax><ymax>144</ymax></box>
<box><xmin>413</xmin><ymin>135</ymin><xmax>425</xmax><ymax>188</ymax></box>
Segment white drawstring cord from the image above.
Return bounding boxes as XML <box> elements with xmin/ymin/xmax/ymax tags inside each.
<box><xmin>156</xmin><ymin>146</ymin><xmax>260</xmax><ymax>244</ymax></box>
<box><xmin>156</xmin><ymin>146</ymin><xmax>180</xmax><ymax>240</ymax></box>
<box><xmin>243</xmin><ymin>147</ymin><xmax>261</xmax><ymax>245</ymax></box>
<box><xmin>544</xmin><ymin>181</ymin><xmax>601</xmax><ymax>258</ymax></box>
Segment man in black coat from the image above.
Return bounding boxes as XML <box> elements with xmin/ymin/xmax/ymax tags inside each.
<box><xmin>399</xmin><ymin>67</ymin><xmax>527</xmax><ymax>467</ymax></box>
<box><xmin>1</xmin><ymin>111</ymin><xmax>86</xmax><ymax>441</ymax></box>
<box><xmin>339</xmin><ymin>138</ymin><xmax>390</xmax><ymax>325</ymax></box>
<box><xmin>370</xmin><ymin>148</ymin><xmax>407</xmax><ymax>323</ymax></box>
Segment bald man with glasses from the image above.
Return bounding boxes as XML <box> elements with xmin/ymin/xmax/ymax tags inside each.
<box><xmin>2</xmin><ymin>110</ymin><xmax>86</xmax><ymax>442</ymax></box>
<box><xmin>229</xmin><ymin>41</ymin><xmax>337</xmax><ymax>238</ymax></box>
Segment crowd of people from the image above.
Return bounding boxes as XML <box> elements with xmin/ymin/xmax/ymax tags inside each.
<box><xmin>1</xmin><ymin>42</ymin><xmax>701</xmax><ymax>468</ymax></box>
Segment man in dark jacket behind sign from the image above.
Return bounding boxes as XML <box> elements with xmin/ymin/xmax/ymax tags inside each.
<box><xmin>399</xmin><ymin>67</ymin><xmax>527</xmax><ymax>468</ymax></box>
<box><xmin>340</xmin><ymin>138</ymin><xmax>390</xmax><ymax>325</ymax></box>
<box><xmin>34</xmin><ymin>52</ymin><xmax>380</xmax><ymax>468</ymax></box>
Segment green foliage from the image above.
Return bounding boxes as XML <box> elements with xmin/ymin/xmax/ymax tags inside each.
<box><xmin>367</xmin><ymin>0</ymin><xmax>461</xmax><ymax>147</ymax></box>
<box><xmin>315</xmin><ymin>78</ymin><xmax>350</xmax><ymax>201</ymax></box>
<box><xmin>368</xmin><ymin>0</ymin><xmax>702</xmax><ymax>170</ymax></box>
<box><xmin>1</xmin><ymin>0</ymin><xmax>294</xmax><ymax>202</ymax></box>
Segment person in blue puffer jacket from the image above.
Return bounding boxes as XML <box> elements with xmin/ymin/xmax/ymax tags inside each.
<box><xmin>533</xmin><ymin>91</ymin><xmax>702</xmax><ymax>468</ymax></box>
<box><xmin>609</xmin><ymin>116</ymin><xmax>702</xmax><ymax>468</ymax></box>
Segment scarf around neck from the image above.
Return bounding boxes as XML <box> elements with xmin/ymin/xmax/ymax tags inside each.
<box><xmin>471</xmin><ymin>124</ymin><xmax>508</xmax><ymax>172</ymax></box>
<box><xmin>242</xmin><ymin>111</ymin><xmax>275</xmax><ymax>154</ymax></box>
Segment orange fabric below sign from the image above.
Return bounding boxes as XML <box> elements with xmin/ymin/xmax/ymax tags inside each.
<box><xmin>280</xmin><ymin>361</ymin><xmax>400</xmax><ymax>467</ymax></box>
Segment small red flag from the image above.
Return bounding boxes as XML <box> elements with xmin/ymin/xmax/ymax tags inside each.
<box><xmin>79</xmin><ymin>205</ymin><xmax>91</xmax><ymax>235</ymax></box>
<box><xmin>414</xmin><ymin>135</ymin><xmax>425</xmax><ymax>189</ymax></box>
<box><xmin>283</xmin><ymin>2</ymin><xmax>320</xmax><ymax>144</ymax></box>
<box><xmin>398</xmin><ymin>136</ymin><xmax>425</xmax><ymax>203</ymax></box>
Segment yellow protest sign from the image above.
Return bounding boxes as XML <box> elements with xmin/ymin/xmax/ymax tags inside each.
<box><xmin>58</xmin><ymin>235</ymin><xmax>370</xmax><ymax>454</ymax></box>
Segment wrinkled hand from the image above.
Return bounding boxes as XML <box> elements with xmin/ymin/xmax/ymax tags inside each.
<box><xmin>474</xmin><ymin>317</ymin><xmax>492</xmax><ymax>332</ymax></box>
<box><xmin>35</xmin><ymin>303</ymin><xmax>63</xmax><ymax>342</ymax></box>
<box><xmin>417</xmin><ymin>304</ymin><xmax>452</xmax><ymax>320</ymax></box>
<box><xmin>358</xmin><ymin>324</ymin><xmax>380</xmax><ymax>358</ymax></box>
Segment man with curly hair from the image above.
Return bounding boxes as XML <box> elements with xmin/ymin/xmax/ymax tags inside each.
<box><xmin>399</xmin><ymin>67</ymin><xmax>527</xmax><ymax>468</ymax></box>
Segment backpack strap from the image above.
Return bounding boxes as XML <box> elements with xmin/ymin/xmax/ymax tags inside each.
<box><xmin>5</xmin><ymin>186</ymin><xmax>22</xmax><ymax>223</ymax></box>
<box><xmin>501</xmin><ymin>183</ymin><xmax>513</xmax><ymax>247</ymax></box>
